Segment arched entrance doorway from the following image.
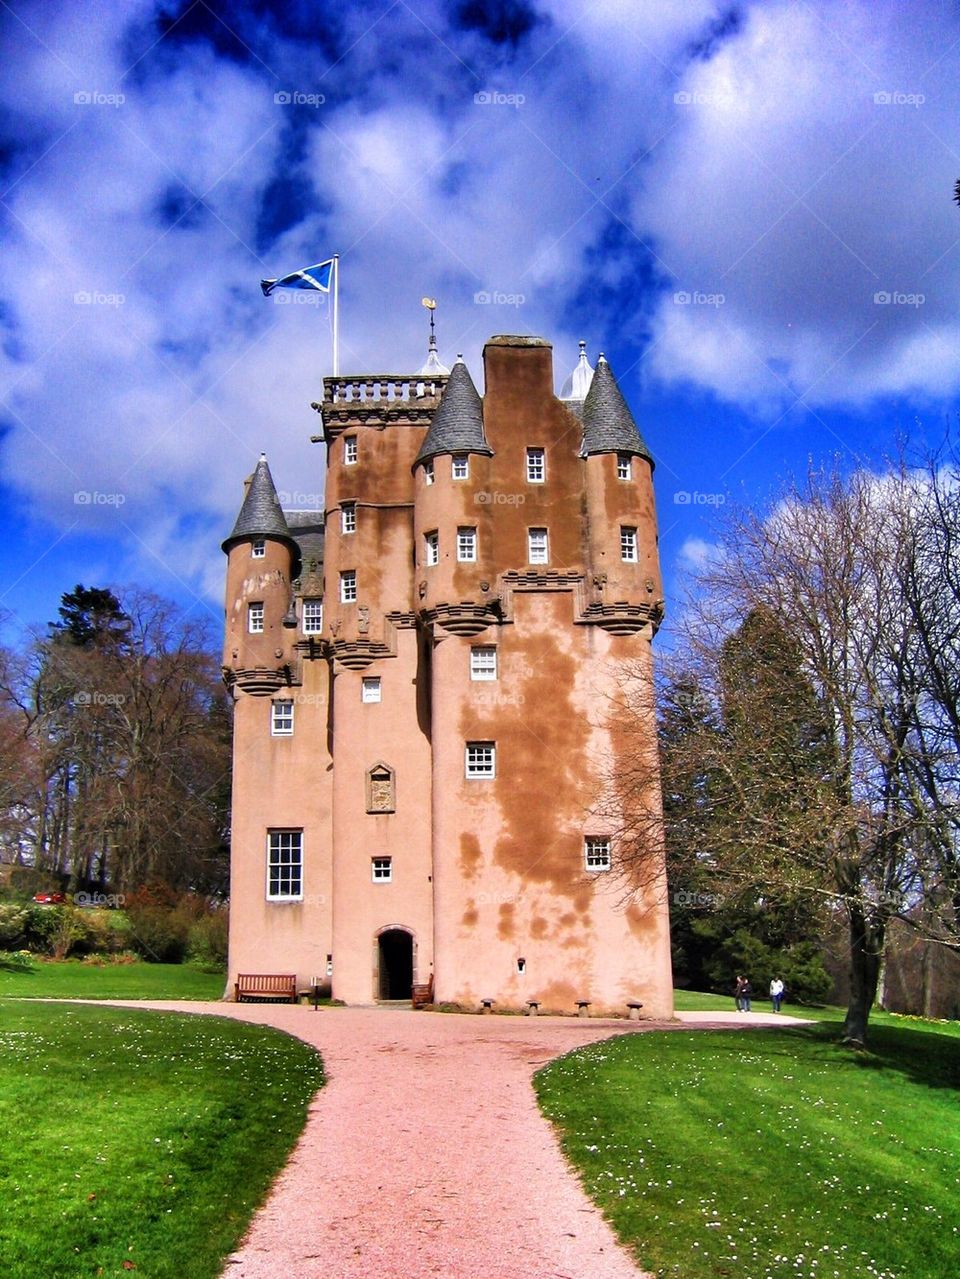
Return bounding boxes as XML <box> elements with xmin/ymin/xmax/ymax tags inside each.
<box><xmin>377</xmin><ymin>928</ymin><xmax>414</xmax><ymax>1000</ymax></box>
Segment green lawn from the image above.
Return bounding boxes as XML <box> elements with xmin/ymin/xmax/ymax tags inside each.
<box><xmin>0</xmin><ymin>958</ymin><xmax>225</xmax><ymax>1000</ymax></box>
<box><xmin>0</xmin><ymin>1002</ymin><xmax>324</xmax><ymax>1279</ymax></box>
<box><xmin>536</xmin><ymin>1011</ymin><xmax>960</xmax><ymax>1279</ymax></box>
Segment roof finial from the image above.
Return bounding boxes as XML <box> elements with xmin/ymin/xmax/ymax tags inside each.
<box><xmin>560</xmin><ymin>339</ymin><xmax>595</xmax><ymax>400</ymax></box>
<box><xmin>417</xmin><ymin>297</ymin><xmax>449</xmax><ymax>376</ymax></box>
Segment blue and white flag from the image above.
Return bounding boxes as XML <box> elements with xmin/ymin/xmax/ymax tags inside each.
<box><xmin>260</xmin><ymin>259</ymin><xmax>334</xmax><ymax>296</ymax></box>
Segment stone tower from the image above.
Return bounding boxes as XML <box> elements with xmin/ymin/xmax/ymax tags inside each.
<box><xmin>222</xmin><ymin>334</ymin><xmax>673</xmax><ymax>1016</ymax></box>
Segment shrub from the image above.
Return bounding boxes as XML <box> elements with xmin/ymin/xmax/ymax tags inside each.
<box><xmin>187</xmin><ymin>910</ymin><xmax>229</xmax><ymax>970</ymax></box>
<box><xmin>0</xmin><ymin>904</ymin><xmax>29</xmax><ymax>949</ymax></box>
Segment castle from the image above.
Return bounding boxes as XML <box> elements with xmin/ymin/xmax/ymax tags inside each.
<box><xmin>221</xmin><ymin>332</ymin><xmax>673</xmax><ymax>1016</ymax></box>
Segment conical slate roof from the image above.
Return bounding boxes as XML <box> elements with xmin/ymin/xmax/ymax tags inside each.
<box><xmin>222</xmin><ymin>453</ymin><xmax>297</xmax><ymax>553</ymax></box>
<box><xmin>579</xmin><ymin>355</ymin><xmax>653</xmax><ymax>466</ymax></box>
<box><xmin>414</xmin><ymin>357</ymin><xmax>492</xmax><ymax>467</ymax></box>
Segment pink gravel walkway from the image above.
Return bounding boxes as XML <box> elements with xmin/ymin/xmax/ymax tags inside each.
<box><xmin>107</xmin><ymin>1002</ymin><xmax>807</xmax><ymax>1279</ymax></box>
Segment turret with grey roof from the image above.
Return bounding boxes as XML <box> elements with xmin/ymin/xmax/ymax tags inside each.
<box><xmin>579</xmin><ymin>355</ymin><xmax>654</xmax><ymax>467</ymax></box>
<box><xmin>222</xmin><ymin>453</ymin><xmax>299</xmax><ymax>553</ymax></box>
<box><xmin>413</xmin><ymin>356</ymin><xmax>493</xmax><ymax>468</ymax></box>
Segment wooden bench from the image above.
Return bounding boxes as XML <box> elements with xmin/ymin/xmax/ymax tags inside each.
<box><xmin>235</xmin><ymin>973</ymin><xmax>297</xmax><ymax>1003</ymax></box>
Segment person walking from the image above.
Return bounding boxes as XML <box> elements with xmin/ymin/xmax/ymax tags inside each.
<box><xmin>734</xmin><ymin>975</ymin><xmax>745</xmax><ymax>1011</ymax></box>
<box><xmin>740</xmin><ymin>977</ymin><xmax>752</xmax><ymax>1012</ymax></box>
<box><xmin>770</xmin><ymin>977</ymin><xmax>784</xmax><ymax>1012</ymax></box>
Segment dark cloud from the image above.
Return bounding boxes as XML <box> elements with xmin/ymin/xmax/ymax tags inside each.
<box><xmin>455</xmin><ymin>0</ymin><xmax>541</xmax><ymax>47</ymax></box>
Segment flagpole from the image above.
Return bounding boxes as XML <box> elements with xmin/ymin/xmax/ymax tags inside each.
<box><xmin>332</xmin><ymin>254</ymin><xmax>340</xmax><ymax>377</ymax></box>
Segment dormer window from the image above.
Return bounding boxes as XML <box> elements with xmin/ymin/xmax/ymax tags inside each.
<box><xmin>252</xmin><ymin>539</ymin><xmax>266</xmax><ymax>558</ymax></box>
<box><xmin>526</xmin><ymin>448</ymin><xmax>545</xmax><ymax>483</ymax></box>
<box><xmin>344</xmin><ymin>436</ymin><xmax>358</xmax><ymax>465</ymax></box>
<box><xmin>452</xmin><ymin>454</ymin><xmax>469</xmax><ymax>480</ymax></box>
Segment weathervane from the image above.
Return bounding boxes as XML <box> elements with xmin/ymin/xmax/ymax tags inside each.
<box><xmin>421</xmin><ymin>296</ymin><xmax>437</xmax><ymax>344</ymax></box>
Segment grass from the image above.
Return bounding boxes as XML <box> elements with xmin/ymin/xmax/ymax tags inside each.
<box><xmin>0</xmin><ymin>1001</ymin><xmax>324</xmax><ymax>1279</ymax></box>
<box><xmin>536</xmin><ymin>1005</ymin><xmax>960</xmax><ymax>1279</ymax></box>
<box><xmin>0</xmin><ymin>958</ymin><xmax>226</xmax><ymax>1001</ymax></box>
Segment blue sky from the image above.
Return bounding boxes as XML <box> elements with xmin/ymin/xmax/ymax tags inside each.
<box><xmin>1</xmin><ymin>0</ymin><xmax>958</xmax><ymax>645</ymax></box>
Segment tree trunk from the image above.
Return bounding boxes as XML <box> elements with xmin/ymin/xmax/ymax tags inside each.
<box><xmin>843</xmin><ymin>903</ymin><xmax>883</xmax><ymax>1046</ymax></box>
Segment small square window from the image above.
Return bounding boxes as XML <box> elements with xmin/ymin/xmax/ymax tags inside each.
<box><xmin>267</xmin><ymin>829</ymin><xmax>303</xmax><ymax>900</ymax></box>
<box><xmin>528</xmin><ymin>528</ymin><xmax>548</xmax><ymax>565</ymax></box>
<box><xmin>362</xmin><ymin>676</ymin><xmax>381</xmax><ymax>703</ymax></box>
<box><xmin>526</xmin><ymin>448</ymin><xmax>545</xmax><ymax>483</ymax></box>
<box><xmin>252</xmin><ymin>538</ymin><xmax>266</xmax><ymax>558</ymax></box>
<box><xmin>620</xmin><ymin>527</ymin><xmax>638</xmax><ymax>562</ymax></box>
<box><xmin>470</xmin><ymin>646</ymin><xmax>497</xmax><ymax>681</ymax></box>
<box><xmin>457</xmin><ymin>527</ymin><xmax>477</xmax><ymax>562</ymax></box>
<box><xmin>271</xmin><ymin>699</ymin><xmax>294</xmax><ymax>736</ymax></box>
<box><xmin>585</xmin><ymin>837</ymin><xmax>611</xmax><ymax>872</ymax></box>
<box><xmin>302</xmin><ymin>599</ymin><xmax>323</xmax><ymax>635</ymax></box>
<box><xmin>344</xmin><ymin>436</ymin><xmax>358</xmax><ymax>465</ymax></box>
<box><xmin>341</xmin><ymin>503</ymin><xmax>356</xmax><ymax>534</ymax></box>
<box><xmin>425</xmin><ymin>530</ymin><xmax>439</xmax><ymax>566</ymax></box>
<box><xmin>617</xmin><ymin>454</ymin><xmax>631</xmax><ymax>481</ymax></box>
<box><xmin>465</xmin><ymin>741</ymin><xmax>495</xmax><ymax>779</ymax></box>
<box><xmin>372</xmin><ymin>856</ymin><xmax>392</xmax><ymax>883</ymax></box>
<box><xmin>452</xmin><ymin>454</ymin><xmax>469</xmax><ymax>480</ymax></box>
<box><xmin>248</xmin><ymin>602</ymin><xmax>264</xmax><ymax>633</ymax></box>
<box><xmin>340</xmin><ymin>570</ymin><xmax>357</xmax><ymax>603</ymax></box>
<box><xmin>424</xmin><ymin>459</ymin><xmax>435</xmax><ymax>485</ymax></box>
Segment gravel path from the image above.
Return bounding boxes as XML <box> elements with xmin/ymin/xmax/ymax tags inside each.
<box><xmin>102</xmin><ymin>1002</ymin><xmax>807</xmax><ymax>1279</ymax></box>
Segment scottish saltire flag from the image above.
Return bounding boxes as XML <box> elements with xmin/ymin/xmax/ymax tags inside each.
<box><xmin>260</xmin><ymin>259</ymin><xmax>334</xmax><ymax>296</ymax></box>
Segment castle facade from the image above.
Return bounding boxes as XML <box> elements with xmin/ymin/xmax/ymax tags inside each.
<box><xmin>222</xmin><ymin>334</ymin><xmax>673</xmax><ymax>1015</ymax></box>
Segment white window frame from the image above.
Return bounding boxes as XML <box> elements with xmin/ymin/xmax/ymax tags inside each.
<box><xmin>452</xmin><ymin>454</ymin><xmax>469</xmax><ymax>480</ymax></box>
<box><xmin>302</xmin><ymin>599</ymin><xmax>323</xmax><ymax>635</ymax></box>
<box><xmin>528</xmin><ymin>527</ymin><xmax>549</xmax><ymax>565</ymax></box>
<box><xmin>271</xmin><ymin>699</ymin><xmax>294</xmax><ymax>736</ymax></box>
<box><xmin>616</xmin><ymin>454</ymin><xmax>631</xmax><ymax>481</ymax></box>
<box><xmin>424</xmin><ymin>459</ymin><xmax>435</xmax><ymax>486</ymax></box>
<box><xmin>267</xmin><ymin>829</ymin><xmax>303</xmax><ymax>901</ymax></box>
<box><xmin>371</xmin><ymin>856</ymin><xmax>392</xmax><ymax>883</ymax></box>
<box><xmin>252</xmin><ymin>538</ymin><xmax>266</xmax><ymax>558</ymax></box>
<box><xmin>425</xmin><ymin>530</ymin><xmax>439</xmax><ymax>566</ymax></box>
<box><xmin>343</xmin><ymin>436</ymin><xmax>358</xmax><ymax>465</ymax></box>
<box><xmin>457</xmin><ymin>526</ymin><xmax>477</xmax><ymax>562</ymax></box>
<box><xmin>585</xmin><ymin>837</ymin><xmax>611</xmax><ymax>872</ymax></box>
<box><xmin>470</xmin><ymin>646</ymin><xmax>497</xmax><ymax>681</ymax></box>
<box><xmin>340</xmin><ymin>570</ymin><xmax>357</xmax><ymax>603</ymax></box>
<box><xmin>526</xmin><ymin>447</ymin><xmax>545</xmax><ymax>483</ymax></box>
<box><xmin>248</xmin><ymin>602</ymin><xmax>264</xmax><ymax>633</ymax></box>
<box><xmin>341</xmin><ymin>502</ymin><xmax>356</xmax><ymax>534</ymax></box>
<box><xmin>361</xmin><ymin>676</ymin><xmax>382</xmax><ymax>704</ymax></box>
<box><xmin>620</xmin><ymin>527</ymin><xmax>638</xmax><ymax>562</ymax></box>
<box><xmin>465</xmin><ymin>741</ymin><xmax>496</xmax><ymax>779</ymax></box>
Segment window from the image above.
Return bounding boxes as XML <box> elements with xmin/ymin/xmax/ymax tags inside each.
<box><xmin>267</xmin><ymin>830</ymin><xmax>303</xmax><ymax>900</ymax></box>
<box><xmin>620</xmin><ymin>527</ymin><xmax>638</xmax><ymax>562</ymax></box>
<box><xmin>470</xmin><ymin>646</ymin><xmax>497</xmax><ymax>681</ymax></box>
<box><xmin>248</xmin><ymin>602</ymin><xmax>264</xmax><ymax>633</ymax></box>
<box><xmin>271</xmin><ymin>699</ymin><xmax>294</xmax><ymax>736</ymax></box>
<box><xmin>528</xmin><ymin>527</ymin><xmax>549</xmax><ymax>565</ymax></box>
<box><xmin>371</xmin><ymin>856</ymin><xmax>392</xmax><ymax>883</ymax></box>
<box><xmin>302</xmin><ymin>599</ymin><xmax>323</xmax><ymax>635</ymax></box>
<box><xmin>585</xmin><ymin>837</ymin><xmax>611</xmax><ymax>872</ymax></box>
<box><xmin>424</xmin><ymin>459</ymin><xmax>435</xmax><ymax>485</ymax></box>
<box><xmin>252</xmin><ymin>538</ymin><xmax>266</xmax><ymax>558</ymax></box>
<box><xmin>340</xmin><ymin>570</ymin><xmax>357</xmax><ymax>603</ymax></box>
<box><xmin>452</xmin><ymin>454</ymin><xmax>469</xmax><ymax>480</ymax></box>
<box><xmin>465</xmin><ymin>741</ymin><xmax>496</xmax><ymax>779</ymax></box>
<box><xmin>341</xmin><ymin>502</ymin><xmax>356</xmax><ymax>534</ymax></box>
<box><xmin>526</xmin><ymin>447</ymin><xmax>545</xmax><ymax>482</ymax></box>
<box><xmin>344</xmin><ymin>436</ymin><xmax>358</xmax><ymax>464</ymax></box>
<box><xmin>425</xmin><ymin>530</ymin><xmax>439</xmax><ymax>566</ymax></box>
<box><xmin>457</xmin><ymin>527</ymin><xmax>477</xmax><ymax>562</ymax></box>
<box><xmin>361</xmin><ymin>676</ymin><xmax>381</xmax><ymax>703</ymax></box>
<box><xmin>617</xmin><ymin>454</ymin><xmax>631</xmax><ymax>481</ymax></box>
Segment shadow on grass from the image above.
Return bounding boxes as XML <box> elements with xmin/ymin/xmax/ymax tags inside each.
<box><xmin>800</xmin><ymin>1020</ymin><xmax>960</xmax><ymax>1090</ymax></box>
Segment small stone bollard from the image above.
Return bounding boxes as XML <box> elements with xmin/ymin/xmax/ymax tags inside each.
<box><xmin>627</xmin><ymin>1001</ymin><xmax>644</xmax><ymax>1021</ymax></box>
<box><xmin>481</xmin><ymin>998</ymin><xmax>495</xmax><ymax>1014</ymax></box>
<box><xmin>576</xmin><ymin>1000</ymin><xmax>591</xmax><ymax>1018</ymax></box>
<box><xmin>526</xmin><ymin>1000</ymin><xmax>540</xmax><ymax>1016</ymax></box>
